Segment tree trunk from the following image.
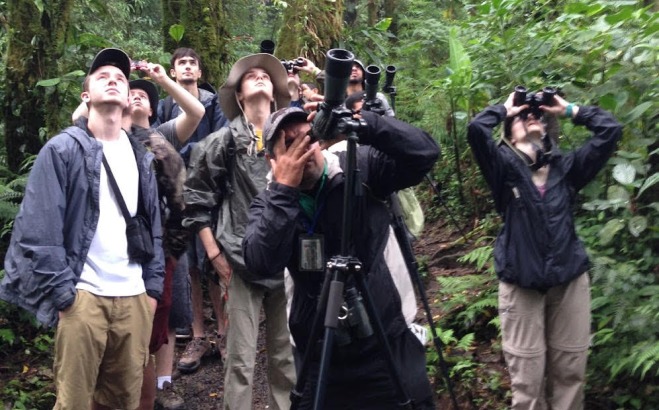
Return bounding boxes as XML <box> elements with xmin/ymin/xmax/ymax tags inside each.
<box><xmin>367</xmin><ymin>0</ymin><xmax>377</xmax><ymax>27</ymax></box>
<box><xmin>3</xmin><ymin>0</ymin><xmax>74</xmax><ymax>173</ymax></box>
<box><xmin>161</xmin><ymin>0</ymin><xmax>230</xmax><ymax>88</ymax></box>
<box><xmin>344</xmin><ymin>0</ymin><xmax>358</xmax><ymax>27</ymax></box>
<box><xmin>276</xmin><ymin>0</ymin><xmax>344</xmax><ymax>70</ymax></box>
<box><xmin>383</xmin><ymin>0</ymin><xmax>398</xmax><ymax>36</ymax></box>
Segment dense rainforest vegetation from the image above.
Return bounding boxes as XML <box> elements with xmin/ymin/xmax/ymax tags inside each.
<box><xmin>0</xmin><ymin>0</ymin><xmax>656</xmax><ymax>408</ymax></box>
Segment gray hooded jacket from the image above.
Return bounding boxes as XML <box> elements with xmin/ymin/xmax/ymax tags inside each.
<box><xmin>1</xmin><ymin>125</ymin><xmax>165</xmax><ymax>328</ymax></box>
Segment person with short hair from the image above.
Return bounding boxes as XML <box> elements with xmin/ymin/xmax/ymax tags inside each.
<box><xmin>1</xmin><ymin>48</ymin><xmax>164</xmax><ymax>410</ymax></box>
<box><xmin>127</xmin><ymin>65</ymin><xmax>204</xmax><ymax>410</ymax></box>
<box><xmin>183</xmin><ymin>53</ymin><xmax>296</xmax><ymax>410</ymax></box>
<box><xmin>159</xmin><ymin>47</ymin><xmax>230</xmax><ymax>376</ymax></box>
<box><xmin>242</xmin><ymin>106</ymin><xmax>439</xmax><ymax>409</ymax></box>
<box><xmin>467</xmin><ymin>90</ymin><xmax>622</xmax><ymax>409</ymax></box>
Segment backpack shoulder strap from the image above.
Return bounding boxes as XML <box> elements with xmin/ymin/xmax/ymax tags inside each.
<box><xmin>162</xmin><ymin>95</ymin><xmax>175</xmax><ymax>123</ymax></box>
<box><xmin>221</xmin><ymin>130</ymin><xmax>236</xmax><ymax>195</ymax></box>
<box><xmin>205</xmin><ymin>92</ymin><xmax>221</xmax><ymax>132</ymax></box>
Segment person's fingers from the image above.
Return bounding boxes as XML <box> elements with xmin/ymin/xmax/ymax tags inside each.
<box><xmin>298</xmin><ymin>144</ymin><xmax>317</xmax><ymax>163</ymax></box>
<box><xmin>288</xmin><ymin>134</ymin><xmax>311</xmax><ymax>156</ymax></box>
<box><xmin>307</xmin><ymin>110</ymin><xmax>317</xmax><ymax>122</ymax></box>
<box><xmin>269</xmin><ymin>158</ymin><xmax>278</xmax><ymax>175</ymax></box>
<box><xmin>504</xmin><ymin>92</ymin><xmax>515</xmax><ymax>109</ymax></box>
<box><xmin>507</xmin><ymin>104</ymin><xmax>529</xmax><ymax>118</ymax></box>
<box><xmin>271</xmin><ymin>129</ymin><xmax>286</xmax><ymax>158</ymax></box>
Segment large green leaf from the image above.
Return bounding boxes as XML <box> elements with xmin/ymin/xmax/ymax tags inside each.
<box><xmin>623</xmin><ymin>101</ymin><xmax>653</xmax><ymax>124</ymax></box>
<box><xmin>598</xmin><ymin>219</ymin><xmax>625</xmax><ymax>246</ymax></box>
<box><xmin>637</xmin><ymin>173</ymin><xmax>659</xmax><ymax>199</ymax></box>
<box><xmin>612</xmin><ymin>162</ymin><xmax>636</xmax><ymax>185</ymax></box>
<box><xmin>168</xmin><ymin>24</ymin><xmax>185</xmax><ymax>43</ymax></box>
<box><xmin>36</xmin><ymin>78</ymin><xmax>61</xmax><ymax>87</ymax></box>
<box><xmin>628</xmin><ymin>216</ymin><xmax>648</xmax><ymax>237</ymax></box>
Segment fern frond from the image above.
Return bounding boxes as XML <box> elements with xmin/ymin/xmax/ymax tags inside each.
<box><xmin>629</xmin><ymin>340</ymin><xmax>659</xmax><ymax>379</ymax></box>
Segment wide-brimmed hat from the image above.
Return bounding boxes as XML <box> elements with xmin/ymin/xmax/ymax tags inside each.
<box><xmin>219</xmin><ymin>53</ymin><xmax>290</xmax><ymax>121</ymax></box>
<box><xmin>89</xmin><ymin>48</ymin><xmax>131</xmax><ymax>78</ymax></box>
<box><xmin>129</xmin><ymin>79</ymin><xmax>159</xmax><ymax>124</ymax></box>
<box><xmin>263</xmin><ymin>107</ymin><xmax>309</xmax><ymax>155</ymax></box>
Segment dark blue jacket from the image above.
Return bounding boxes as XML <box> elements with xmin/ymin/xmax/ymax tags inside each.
<box><xmin>1</xmin><ymin>125</ymin><xmax>165</xmax><ymax>327</ymax></box>
<box><xmin>467</xmin><ymin>105</ymin><xmax>621</xmax><ymax>291</ymax></box>
<box><xmin>157</xmin><ymin>88</ymin><xmax>229</xmax><ymax>165</ymax></box>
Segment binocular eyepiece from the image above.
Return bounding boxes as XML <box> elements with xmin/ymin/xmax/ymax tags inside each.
<box><xmin>281</xmin><ymin>58</ymin><xmax>306</xmax><ymax>73</ymax></box>
<box><xmin>260</xmin><ymin>40</ymin><xmax>275</xmax><ymax>55</ymax></box>
<box><xmin>364</xmin><ymin>65</ymin><xmax>381</xmax><ymax>103</ymax></box>
<box><xmin>513</xmin><ymin>85</ymin><xmax>556</xmax><ymax>119</ymax></box>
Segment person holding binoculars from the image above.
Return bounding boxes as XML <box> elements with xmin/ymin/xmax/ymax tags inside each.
<box><xmin>467</xmin><ymin>88</ymin><xmax>622</xmax><ymax>409</ymax></box>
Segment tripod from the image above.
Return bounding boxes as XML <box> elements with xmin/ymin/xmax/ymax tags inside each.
<box><xmin>290</xmin><ymin>115</ymin><xmax>414</xmax><ymax>410</ymax></box>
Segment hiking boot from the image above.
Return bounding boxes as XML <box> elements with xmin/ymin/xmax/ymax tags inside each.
<box><xmin>177</xmin><ymin>337</ymin><xmax>211</xmax><ymax>373</ymax></box>
<box><xmin>155</xmin><ymin>381</ymin><xmax>185</xmax><ymax>410</ymax></box>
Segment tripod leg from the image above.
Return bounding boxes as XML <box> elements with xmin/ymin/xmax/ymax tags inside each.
<box><xmin>352</xmin><ymin>271</ymin><xmax>414</xmax><ymax>409</ymax></box>
<box><xmin>290</xmin><ymin>269</ymin><xmax>332</xmax><ymax>410</ymax></box>
<box><xmin>312</xmin><ymin>274</ymin><xmax>345</xmax><ymax>409</ymax></box>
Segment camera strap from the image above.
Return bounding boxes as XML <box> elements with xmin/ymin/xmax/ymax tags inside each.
<box><xmin>102</xmin><ymin>154</ymin><xmax>140</xmax><ymax>223</ymax></box>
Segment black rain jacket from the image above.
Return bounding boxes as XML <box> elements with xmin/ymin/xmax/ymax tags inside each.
<box><xmin>242</xmin><ymin>111</ymin><xmax>440</xmax><ymax>354</ymax></box>
<box><xmin>467</xmin><ymin>104</ymin><xmax>621</xmax><ymax>291</ymax></box>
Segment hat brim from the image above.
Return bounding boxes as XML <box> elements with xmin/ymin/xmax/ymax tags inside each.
<box><xmin>219</xmin><ymin>53</ymin><xmax>291</xmax><ymax>121</ymax></box>
<box><xmin>129</xmin><ymin>79</ymin><xmax>159</xmax><ymax>125</ymax></box>
<box><xmin>89</xmin><ymin>48</ymin><xmax>131</xmax><ymax>79</ymax></box>
<box><xmin>264</xmin><ymin>108</ymin><xmax>309</xmax><ymax>150</ymax></box>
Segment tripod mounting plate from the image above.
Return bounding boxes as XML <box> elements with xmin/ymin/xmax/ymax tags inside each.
<box><xmin>326</xmin><ymin>255</ymin><xmax>362</xmax><ymax>273</ymax></box>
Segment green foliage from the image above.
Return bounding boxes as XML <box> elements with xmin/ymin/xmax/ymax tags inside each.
<box><xmin>224</xmin><ymin>0</ymin><xmax>284</xmax><ymax>59</ymax></box>
<box><xmin>168</xmin><ymin>24</ymin><xmax>185</xmax><ymax>43</ymax></box>
<box><xmin>435</xmin><ymin>243</ymin><xmax>499</xmax><ymax>335</ymax></box>
<box><xmin>0</xmin><ymin>270</ymin><xmax>56</xmax><ymax>408</ymax></box>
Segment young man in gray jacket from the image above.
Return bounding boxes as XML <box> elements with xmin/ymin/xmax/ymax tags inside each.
<box><xmin>1</xmin><ymin>48</ymin><xmax>163</xmax><ymax>410</ymax></box>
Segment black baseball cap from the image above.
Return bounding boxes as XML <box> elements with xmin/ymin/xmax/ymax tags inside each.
<box><xmin>263</xmin><ymin>107</ymin><xmax>309</xmax><ymax>155</ymax></box>
<box><xmin>129</xmin><ymin>79</ymin><xmax>159</xmax><ymax>124</ymax></box>
<box><xmin>89</xmin><ymin>48</ymin><xmax>131</xmax><ymax>78</ymax></box>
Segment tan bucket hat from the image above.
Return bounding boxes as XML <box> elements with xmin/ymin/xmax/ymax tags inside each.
<box><xmin>219</xmin><ymin>53</ymin><xmax>290</xmax><ymax>121</ymax></box>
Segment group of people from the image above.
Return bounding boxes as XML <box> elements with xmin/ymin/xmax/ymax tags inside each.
<box><xmin>0</xmin><ymin>41</ymin><xmax>621</xmax><ymax>410</ymax></box>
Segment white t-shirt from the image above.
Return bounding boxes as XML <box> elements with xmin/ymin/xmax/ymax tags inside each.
<box><xmin>77</xmin><ymin>130</ymin><xmax>146</xmax><ymax>297</ymax></box>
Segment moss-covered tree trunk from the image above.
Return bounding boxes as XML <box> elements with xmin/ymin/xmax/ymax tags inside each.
<box><xmin>3</xmin><ymin>0</ymin><xmax>74</xmax><ymax>173</ymax></box>
<box><xmin>367</xmin><ymin>0</ymin><xmax>377</xmax><ymax>26</ymax></box>
<box><xmin>344</xmin><ymin>0</ymin><xmax>358</xmax><ymax>27</ymax></box>
<box><xmin>161</xmin><ymin>0</ymin><xmax>230</xmax><ymax>88</ymax></box>
<box><xmin>276</xmin><ymin>0</ymin><xmax>344</xmax><ymax>70</ymax></box>
<box><xmin>383</xmin><ymin>0</ymin><xmax>398</xmax><ymax>36</ymax></box>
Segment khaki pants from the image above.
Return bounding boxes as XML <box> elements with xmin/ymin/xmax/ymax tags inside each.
<box><xmin>53</xmin><ymin>290</ymin><xmax>153</xmax><ymax>410</ymax></box>
<box><xmin>499</xmin><ymin>273</ymin><xmax>591</xmax><ymax>410</ymax></box>
<box><xmin>222</xmin><ymin>273</ymin><xmax>296</xmax><ymax>410</ymax></box>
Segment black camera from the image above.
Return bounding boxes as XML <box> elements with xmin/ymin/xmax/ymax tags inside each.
<box><xmin>281</xmin><ymin>58</ymin><xmax>306</xmax><ymax>73</ymax></box>
<box><xmin>513</xmin><ymin>85</ymin><xmax>556</xmax><ymax>119</ymax></box>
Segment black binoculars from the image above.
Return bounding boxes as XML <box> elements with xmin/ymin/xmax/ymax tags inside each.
<box><xmin>513</xmin><ymin>86</ymin><xmax>556</xmax><ymax>119</ymax></box>
<box><xmin>281</xmin><ymin>58</ymin><xmax>306</xmax><ymax>73</ymax></box>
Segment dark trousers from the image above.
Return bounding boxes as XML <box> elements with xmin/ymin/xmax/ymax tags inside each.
<box><xmin>297</xmin><ymin>328</ymin><xmax>435</xmax><ymax>410</ymax></box>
